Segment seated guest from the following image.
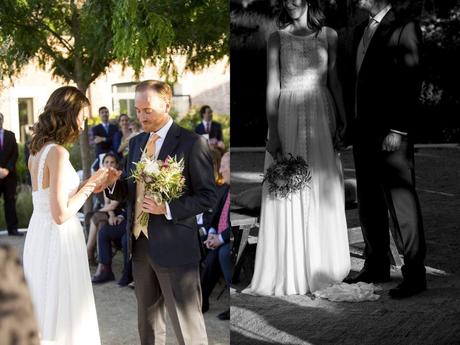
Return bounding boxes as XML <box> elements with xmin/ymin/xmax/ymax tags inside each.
<box><xmin>91</xmin><ymin>106</ymin><xmax>119</xmax><ymax>170</ymax></box>
<box><xmin>201</xmin><ymin>151</ymin><xmax>231</xmax><ymax>320</ymax></box>
<box><xmin>91</xmin><ymin>211</ymin><xmax>132</xmax><ymax>286</ymax></box>
<box><xmin>195</xmin><ymin>105</ymin><xmax>225</xmax><ymax>151</ymax></box>
<box><xmin>86</xmin><ymin>153</ymin><xmax>122</xmax><ymax>264</ymax></box>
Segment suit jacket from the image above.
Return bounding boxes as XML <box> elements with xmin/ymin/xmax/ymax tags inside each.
<box><xmin>203</xmin><ymin>184</ymin><xmax>231</xmax><ymax>243</ymax></box>
<box><xmin>195</xmin><ymin>121</ymin><xmax>223</xmax><ymax>142</ymax></box>
<box><xmin>107</xmin><ymin>122</ymin><xmax>217</xmax><ymax>267</ymax></box>
<box><xmin>352</xmin><ymin>9</ymin><xmax>422</xmax><ymax>140</ymax></box>
<box><xmin>0</xmin><ymin>130</ymin><xmax>18</xmax><ymax>176</ymax></box>
<box><xmin>92</xmin><ymin>123</ymin><xmax>119</xmax><ymax>155</ymax></box>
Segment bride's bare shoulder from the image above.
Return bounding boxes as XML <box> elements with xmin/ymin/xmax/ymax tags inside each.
<box><xmin>47</xmin><ymin>144</ymin><xmax>70</xmax><ymax>163</ymax></box>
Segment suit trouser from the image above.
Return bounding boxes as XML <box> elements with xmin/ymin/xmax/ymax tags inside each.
<box><xmin>0</xmin><ymin>174</ymin><xmax>18</xmax><ymax>232</ymax></box>
<box><xmin>132</xmin><ymin>233</ymin><xmax>208</xmax><ymax>345</ymax></box>
<box><xmin>353</xmin><ymin>136</ymin><xmax>426</xmax><ymax>284</ymax></box>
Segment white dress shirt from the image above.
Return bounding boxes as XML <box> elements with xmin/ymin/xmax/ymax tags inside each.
<box><xmin>150</xmin><ymin>118</ymin><xmax>174</xmax><ymax>220</ymax></box>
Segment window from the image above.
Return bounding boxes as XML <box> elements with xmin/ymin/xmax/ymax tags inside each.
<box><xmin>18</xmin><ymin>98</ymin><xmax>34</xmax><ymax>143</ymax></box>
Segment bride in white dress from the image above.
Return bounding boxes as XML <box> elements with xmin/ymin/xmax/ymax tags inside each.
<box><xmin>23</xmin><ymin>86</ymin><xmax>110</xmax><ymax>345</ymax></box>
<box><xmin>244</xmin><ymin>0</ymin><xmax>351</xmax><ymax>296</ymax></box>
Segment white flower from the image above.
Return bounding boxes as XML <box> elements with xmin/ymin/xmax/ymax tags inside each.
<box><xmin>144</xmin><ymin>160</ymin><xmax>160</xmax><ymax>175</ymax></box>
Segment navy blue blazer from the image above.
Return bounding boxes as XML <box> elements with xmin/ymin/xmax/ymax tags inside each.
<box><xmin>195</xmin><ymin>121</ymin><xmax>223</xmax><ymax>142</ymax></box>
<box><xmin>92</xmin><ymin>123</ymin><xmax>119</xmax><ymax>155</ymax></box>
<box><xmin>0</xmin><ymin>130</ymin><xmax>18</xmax><ymax>175</ymax></box>
<box><xmin>107</xmin><ymin>123</ymin><xmax>217</xmax><ymax>267</ymax></box>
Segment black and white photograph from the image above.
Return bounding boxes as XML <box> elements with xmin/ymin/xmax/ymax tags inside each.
<box><xmin>230</xmin><ymin>0</ymin><xmax>460</xmax><ymax>344</ymax></box>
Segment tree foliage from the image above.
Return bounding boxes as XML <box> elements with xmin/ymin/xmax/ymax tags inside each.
<box><xmin>0</xmin><ymin>0</ymin><xmax>229</xmax><ymax>85</ymax></box>
<box><xmin>0</xmin><ymin>0</ymin><xmax>228</xmax><ymax>212</ymax></box>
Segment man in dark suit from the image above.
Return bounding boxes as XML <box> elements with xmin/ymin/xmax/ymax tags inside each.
<box><xmin>105</xmin><ymin>80</ymin><xmax>216</xmax><ymax>345</ymax></box>
<box><xmin>0</xmin><ymin>113</ymin><xmax>21</xmax><ymax>236</ymax></box>
<box><xmin>345</xmin><ymin>0</ymin><xmax>426</xmax><ymax>299</ymax></box>
<box><xmin>91</xmin><ymin>106</ymin><xmax>119</xmax><ymax>170</ymax></box>
<box><xmin>195</xmin><ymin>106</ymin><xmax>225</xmax><ymax>151</ymax></box>
<box><xmin>201</xmin><ymin>152</ymin><xmax>231</xmax><ymax>321</ymax></box>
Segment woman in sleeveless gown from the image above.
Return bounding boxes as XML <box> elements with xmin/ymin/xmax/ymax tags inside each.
<box><xmin>23</xmin><ymin>86</ymin><xmax>112</xmax><ymax>345</ymax></box>
<box><xmin>244</xmin><ymin>0</ymin><xmax>350</xmax><ymax>296</ymax></box>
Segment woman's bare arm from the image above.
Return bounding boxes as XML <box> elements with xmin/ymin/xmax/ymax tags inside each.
<box><xmin>48</xmin><ymin>146</ymin><xmax>108</xmax><ymax>225</ymax></box>
<box><xmin>266</xmin><ymin>31</ymin><xmax>282</xmax><ymax>159</ymax></box>
<box><xmin>326</xmin><ymin>27</ymin><xmax>347</xmax><ymax>141</ymax></box>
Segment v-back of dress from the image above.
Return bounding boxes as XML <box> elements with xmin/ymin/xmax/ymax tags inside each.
<box><xmin>23</xmin><ymin>144</ymin><xmax>101</xmax><ymax>345</ymax></box>
<box><xmin>244</xmin><ymin>28</ymin><xmax>351</xmax><ymax>295</ymax></box>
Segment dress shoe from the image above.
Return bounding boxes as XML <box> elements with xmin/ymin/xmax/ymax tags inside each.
<box><xmin>217</xmin><ymin>309</ymin><xmax>230</xmax><ymax>320</ymax></box>
<box><xmin>343</xmin><ymin>268</ymin><xmax>391</xmax><ymax>284</ymax></box>
<box><xmin>118</xmin><ymin>274</ymin><xmax>133</xmax><ymax>287</ymax></box>
<box><xmin>92</xmin><ymin>270</ymin><xmax>115</xmax><ymax>284</ymax></box>
<box><xmin>389</xmin><ymin>281</ymin><xmax>426</xmax><ymax>299</ymax></box>
<box><xmin>8</xmin><ymin>230</ymin><xmax>23</xmax><ymax>236</ymax></box>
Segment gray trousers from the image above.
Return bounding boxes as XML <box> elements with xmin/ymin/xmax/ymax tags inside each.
<box><xmin>132</xmin><ymin>234</ymin><xmax>208</xmax><ymax>345</ymax></box>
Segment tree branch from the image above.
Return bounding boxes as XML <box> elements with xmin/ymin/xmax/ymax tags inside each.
<box><xmin>41</xmin><ymin>44</ymin><xmax>73</xmax><ymax>81</ymax></box>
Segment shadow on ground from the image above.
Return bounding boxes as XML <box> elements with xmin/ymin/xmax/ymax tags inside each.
<box><xmin>230</xmin><ymin>147</ymin><xmax>460</xmax><ymax>344</ymax></box>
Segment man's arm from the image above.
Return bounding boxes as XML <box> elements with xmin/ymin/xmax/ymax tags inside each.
<box><xmin>168</xmin><ymin>136</ymin><xmax>217</xmax><ymax>222</ymax></box>
<box><xmin>5</xmin><ymin>132</ymin><xmax>18</xmax><ymax>172</ymax></box>
<box><xmin>215</xmin><ymin>122</ymin><xmax>223</xmax><ymax>142</ymax></box>
<box><xmin>389</xmin><ymin>21</ymin><xmax>422</xmax><ymax>134</ymax></box>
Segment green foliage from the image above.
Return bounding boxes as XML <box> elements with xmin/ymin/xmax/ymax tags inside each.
<box><xmin>0</xmin><ymin>0</ymin><xmax>228</xmax><ymax>85</ymax></box>
<box><xmin>15</xmin><ymin>143</ymin><xmax>29</xmax><ymax>185</ymax></box>
<box><xmin>0</xmin><ymin>185</ymin><xmax>33</xmax><ymax>229</ymax></box>
<box><xmin>172</xmin><ymin>107</ymin><xmax>230</xmax><ymax>150</ymax></box>
<box><xmin>112</xmin><ymin>0</ymin><xmax>229</xmax><ymax>79</ymax></box>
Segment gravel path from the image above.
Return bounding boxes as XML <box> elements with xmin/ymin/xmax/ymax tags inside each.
<box><xmin>230</xmin><ymin>148</ymin><xmax>460</xmax><ymax>344</ymax></box>
<box><xmin>2</xmin><ymin>234</ymin><xmax>229</xmax><ymax>345</ymax></box>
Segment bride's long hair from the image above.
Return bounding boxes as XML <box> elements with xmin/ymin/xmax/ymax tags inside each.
<box><xmin>278</xmin><ymin>0</ymin><xmax>325</xmax><ymax>32</ymax></box>
<box><xmin>29</xmin><ymin>86</ymin><xmax>90</xmax><ymax>155</ymax></box>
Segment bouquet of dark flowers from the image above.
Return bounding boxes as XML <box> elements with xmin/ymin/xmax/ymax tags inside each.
<box><xmin>130</xmin><ymin>155</ymin><xmax>185</xmax><ymax>226</ymax></box>
<box><xmin>263</xmin><ymin>154</ymin><xmax>312</xmax><ymax>198</ymax></box>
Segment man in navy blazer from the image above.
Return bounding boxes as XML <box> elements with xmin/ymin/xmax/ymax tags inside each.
<box><xmin>195</xmin><ymin>105</ymin><xmax>224</xmax><ymax>151</ymax></box>
<box><xmin>91</xmin><ymin>106</ymin><xmax>119</xmax><ymax>169</ymax></box>
<box><xmin>0</xmin><ymin>113</ymin><xmax>21</xmax><ymax>236</ymax></box>
<box><xmin>105</xmin><ymin>80</ymin><xmax>216</xmax><ymax>345</ymax></box>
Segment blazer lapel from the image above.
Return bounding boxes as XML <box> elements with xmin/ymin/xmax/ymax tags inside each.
<box><xmin>360</xmin><ymin>9</ymin><xmax>396</xmax><ymax>73</ymax></box>
<box><xmin>158</xmin><ymin>122</ymin><xmax>181</xmax><ymax>161</ymax></box>
<box><xmin>353</xmin><ymin>20</ymin><xmax>368</xmax><ymax>64</ymax></box>
<box><xmin>133</xmin><ymin>132</ymin><xmax>150</xmax><ymax>164</ymax></box>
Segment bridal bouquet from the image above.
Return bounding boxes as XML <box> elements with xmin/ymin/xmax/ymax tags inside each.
<box><xmin>130</xmin><ymin>155</ymin><xmax>185</xmax><ymax>226</ymax></box>
<box><xmin>263</xmin><ymin>154</ymin><xmax>312</xmax><ymax>198</ymax></box>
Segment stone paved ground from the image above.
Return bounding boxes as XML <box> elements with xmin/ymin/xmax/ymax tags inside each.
<box><xmin>230</xmin><ymin>147</ymin><xmax>460</xmax><ymax>344</ymax></box>
<box><xmin>1</xmin><ymin>234</ymin><xmax>229</xmax><ymax>345</ymax></box>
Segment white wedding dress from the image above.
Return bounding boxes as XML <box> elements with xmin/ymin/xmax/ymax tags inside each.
<box><xmin>23</xmin><ymin>143</ymin><xmax>101</xmax><ymax>345</ymax></box>
<box><xmin>244</xmin><ymin>28</ymin><xmax>352</xmax><ymax>296</ymax></box>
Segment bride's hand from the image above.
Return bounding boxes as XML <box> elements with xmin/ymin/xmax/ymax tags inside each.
<box><xmin>266</xmin><ymin>135</ymin><xmax>282</xmax><ymax>161</ymax></box>
<box><xmin>88</xmin><ymin>168</ymin><xmax>110</xmax><ymax>192</ymax></box>
<box><xmin>93</xmin><ymin>168</ymin><xmax>122</xmax><ymax>193</ymax></box>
